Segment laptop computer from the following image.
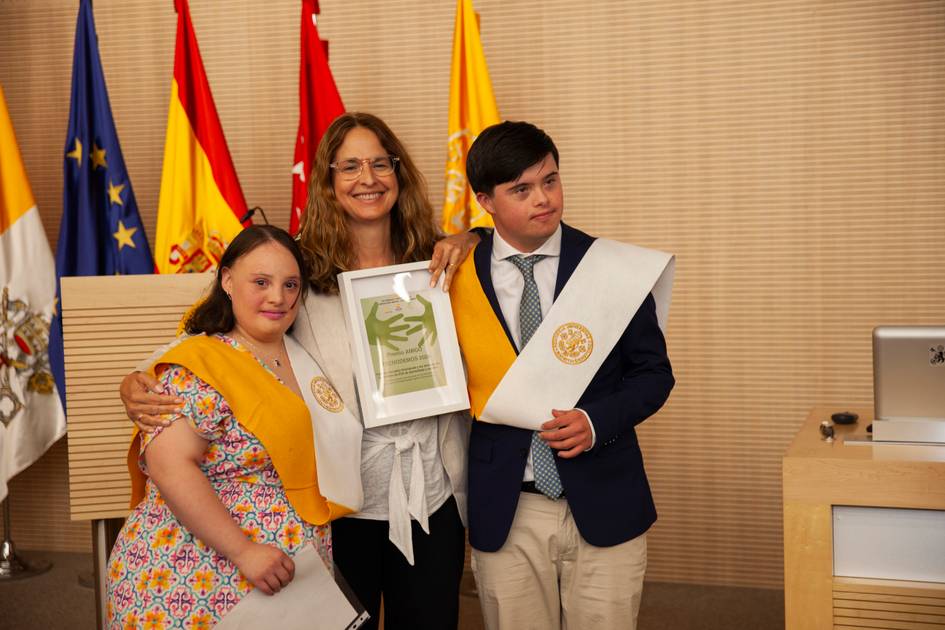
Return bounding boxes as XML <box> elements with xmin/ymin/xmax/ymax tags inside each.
<box><xmin>872</xmin><ymin>326</ymin><xmax>945</xmax><ymax>444</ymax></box>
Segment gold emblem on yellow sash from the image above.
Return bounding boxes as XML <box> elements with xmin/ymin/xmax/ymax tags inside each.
<box><xmin>310</xmin><ymin>376</ymin><xmax>344</xmax><ymax>412</ymax></box>
<box><xmin>552</xmin><ymin>322</ymin><xmax>594</xmax><ymax>365</ymax></box>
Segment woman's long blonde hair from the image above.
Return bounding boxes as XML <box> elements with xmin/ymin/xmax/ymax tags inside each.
<box><xmin>298</xmin><ymin>112</ymin><xmax>440</xmax><ymax>293</ymax></box>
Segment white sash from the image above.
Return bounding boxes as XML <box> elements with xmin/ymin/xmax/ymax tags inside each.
<box><xmin>480</xmin><ymin>239</ymin><xmax>674</xmax><ymax>430</ymax></box>
<box><xmin>285</xmin><ymin>335</ymin><xmax>364</xmax><ymax>514</ymax></box>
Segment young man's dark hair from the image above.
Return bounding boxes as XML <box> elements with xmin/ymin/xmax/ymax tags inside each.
<box><xmin>466</xmin><ymin>120</ymin><xmax>560</xmax><ymax>195</ymax></box>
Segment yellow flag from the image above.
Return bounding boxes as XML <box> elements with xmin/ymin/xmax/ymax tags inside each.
<box><xmin>441</xmin><ymin>0</ymin><xmax>501</xmax><ymax>234</ymax></box>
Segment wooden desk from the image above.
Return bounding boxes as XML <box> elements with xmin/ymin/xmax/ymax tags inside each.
<box><xmin>783</xmin><ymin>408</ymin><xmax>945</xmax><ymax>630</ymax></box>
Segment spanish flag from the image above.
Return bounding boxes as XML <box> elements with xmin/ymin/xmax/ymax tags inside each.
<box><xmin>441</xmin><ymin>0</ymin><xmax>500</xmax><ymax>234</ymax></box>
<box><xmin>0</xmin><ymin>84</ymin><xmax>67</xmax><ymax>503</ymax></box>
<box><xmin>155</xmin><ymin>0</ymin><xmax>247</xmax><ymax>274</ymax></box>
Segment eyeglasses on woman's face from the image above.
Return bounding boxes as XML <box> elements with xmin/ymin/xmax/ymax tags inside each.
<box><xmin>329</xmin><ymin>156</ymin><xmax>400</xmax><ymax>180</ymax></box>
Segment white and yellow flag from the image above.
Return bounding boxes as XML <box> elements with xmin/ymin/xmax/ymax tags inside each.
<box><xmin>441</xmin><ymin>0</ymin><xmax>501</xmax><ymax>234</ymax></box>
<box><xmin>0</xmin><ymin>85</ymin><xmax>67</xmax><ymax>503</ymax></box>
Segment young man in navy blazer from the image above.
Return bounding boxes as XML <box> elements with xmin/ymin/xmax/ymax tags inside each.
<box><xmin>457</xmin><ymin>121</ymin><xmax>674</xmax><ymax>629</ymax></box>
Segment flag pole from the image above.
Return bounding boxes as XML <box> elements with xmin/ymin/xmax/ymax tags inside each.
<box><xmin>0</xmin><ymin>494</ymin><xmax>52</xmax><ymax>580</ymax></box>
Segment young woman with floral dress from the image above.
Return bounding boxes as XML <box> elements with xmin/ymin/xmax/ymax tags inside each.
<box><xmin>106</xmin><ymin>226</ymin><xmax>334</xmax><ymax>628</ymax></box>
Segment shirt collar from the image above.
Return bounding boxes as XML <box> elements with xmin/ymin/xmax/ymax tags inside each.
<box><xmin>492</xmin><ymin>224</ymin><xmax>562</xmax><ymax>262</ymax></box>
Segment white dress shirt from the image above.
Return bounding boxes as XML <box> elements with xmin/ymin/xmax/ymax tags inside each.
<box><xmin>489</xmin><ymin>226</ymin><xmax>594</xmax><ymax>482</ymax></box>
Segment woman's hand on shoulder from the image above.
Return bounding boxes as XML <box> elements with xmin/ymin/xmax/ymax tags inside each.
<box><xmin>429</xmin><ymin>230</ymin><xmax>482</xmax><ymax>291</ymax></box>
<box><xmin>119</xmin><ymin>371</ymin><xmax>183</xmax><ymax>432</ymax></box>
<box><xmin>233</xmin><ymin>543</ymin><xmax>296</xmax><ymax>595</ymax></box>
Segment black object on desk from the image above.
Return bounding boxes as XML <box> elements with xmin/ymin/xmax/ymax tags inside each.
<box><xmin>831</xmin><ymin>411</ymin><xmax>859</xmax><ymax>425</ymax></box>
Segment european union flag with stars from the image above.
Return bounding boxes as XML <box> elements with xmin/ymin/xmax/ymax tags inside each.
<box><xmin>50</xmin><ymin>0</ymin><xmax>153</xmax><ymax>408</ymax></box>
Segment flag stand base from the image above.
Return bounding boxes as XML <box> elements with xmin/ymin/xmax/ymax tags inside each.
<box><xmin>0</xmin><ymin>539</ymin><xmax>52</xmax><ymax>581</ymax></box>
<box><xmin>0</xmin><ymin>499</ymin><xmax>52</xmax><ymax>581</ymax></box>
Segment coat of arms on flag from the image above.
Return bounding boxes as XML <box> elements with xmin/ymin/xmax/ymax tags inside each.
<box><xmin>0</xmin><ymin>288</ymin><xmax>56</xmax><ymax>426</ymax></box>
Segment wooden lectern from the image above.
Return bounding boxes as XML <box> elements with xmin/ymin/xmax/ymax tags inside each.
<box><xmin>783</xmin><ymin>408</ymin><xmax>945</xmax><ymax>629</ymax></box>
<box><xmin>60</xmin><ymin>272</ymin><xmax>212</xmax><ymax>629</ymax></box>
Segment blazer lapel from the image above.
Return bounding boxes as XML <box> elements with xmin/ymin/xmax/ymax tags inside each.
<box><xmin>554</xmin><ymin>222</ymin><xmax>594</xmax><ymax>299</ymax></box>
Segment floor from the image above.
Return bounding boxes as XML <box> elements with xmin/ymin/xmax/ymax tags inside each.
<box><xmin>0</xmin><ymin>551</ymin><xmax>784</xmax><ymax>629</ymax></box>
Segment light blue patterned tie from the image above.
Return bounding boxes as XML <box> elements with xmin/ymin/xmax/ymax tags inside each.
<box><xmin>507</xmin><ymin>254</ymin><xmax>563</xmax><ymax>500</ymax></box>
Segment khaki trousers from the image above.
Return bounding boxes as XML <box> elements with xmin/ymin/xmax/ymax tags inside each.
<box><xmin>471</xmin><ymin>492</ymin><xmax>647</xmax><ymax>630</ymax></box>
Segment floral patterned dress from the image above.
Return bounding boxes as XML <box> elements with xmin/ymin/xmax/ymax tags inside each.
<box><xmin>105</xmin><ymin>335</ymin><xmax>332</xmax><ymax>630</ymax></box>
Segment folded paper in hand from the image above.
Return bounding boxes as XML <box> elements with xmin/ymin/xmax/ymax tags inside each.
<box><xmin>215</xmin><ymin>544</ymin><xmax>369</xmax><ymax>629</ymax></box>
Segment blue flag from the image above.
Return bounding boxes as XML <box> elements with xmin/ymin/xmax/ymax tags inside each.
<box><xmin>50</xmin><ymin>0</ymin><xmax>154</xmax><ymax>408</ymax></box>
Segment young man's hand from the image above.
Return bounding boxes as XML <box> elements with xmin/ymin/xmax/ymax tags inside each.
<box><xmin>119</xmin><ymin>371</ymin><xmax>183</xmax><ymax>432</ymax></box>
<box><xmin>539</xmin><ymin>409</ymin><xmax>593</xmax><ymax>458</ymax></box>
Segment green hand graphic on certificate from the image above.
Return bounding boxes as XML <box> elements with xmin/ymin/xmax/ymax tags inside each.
<box><xmin>361</xmin><ymin>290</ymin><xmax>447</xmax><ymax>397</ymax></box>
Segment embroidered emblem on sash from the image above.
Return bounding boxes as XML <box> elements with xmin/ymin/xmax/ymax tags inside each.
<box><xmin>552</xmin><ymin>322</ymin><xmax>594</xmax><ymax>365</ymax></box>
<box><xmin>310</xmin><ymin>376</ymin><xmax>344</xmax><ymax>412</ymax></box>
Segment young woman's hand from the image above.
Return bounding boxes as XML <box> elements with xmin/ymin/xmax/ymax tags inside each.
<box><xmin>429</xmin><ymin>230</ymin><xmax>482</xmax><ymax>291</ymax></box>
<box><xmin>233</xmin><ymin>543</ymin><xmax>296</xmax><ymax>595</ymax></box>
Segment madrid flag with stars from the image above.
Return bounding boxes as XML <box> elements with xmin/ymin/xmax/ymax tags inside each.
<box><xmin>0</xmin><ymin>84</ymin><xmax>67</xmax><ymax>503</ymax></box>
<box><xmin>290</xmin><ymin>0</ymin><xmax>345</xmax><ymax>236</ymax></box>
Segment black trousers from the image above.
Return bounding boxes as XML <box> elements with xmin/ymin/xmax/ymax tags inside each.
<box><xmin>331</xmin><ymin>495</ymin><xmax>465</xmax><ymax>630</ymax></box>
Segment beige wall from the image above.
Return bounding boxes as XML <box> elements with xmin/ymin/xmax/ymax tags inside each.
<box><xmin>2</xmin><ymin>0</ymin><xmax>944</xmax><ymax>587</ymax></box>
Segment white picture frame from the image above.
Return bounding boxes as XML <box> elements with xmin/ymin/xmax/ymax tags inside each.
<box><xmin>337</xmin><ymin>261</ymin><xmax>470</xmax><ymax>428</ymax></box>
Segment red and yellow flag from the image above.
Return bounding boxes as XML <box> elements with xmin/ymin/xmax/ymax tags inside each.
<box><xmin>441</xmin><ymin>0</ymin><xmax>500</xmax><ymax>234</ymax></box>
<box><xmin>290</xmin><ymin>0</ymin><xmax>345</xmax><ymax>236</ymax></box>
<box><xmin>155</xmin><ymin>0</ymin><xmax>247</xmax><ymax>274</ymax></box>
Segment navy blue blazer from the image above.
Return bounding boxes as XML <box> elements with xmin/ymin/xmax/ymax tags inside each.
<box><xmin>466</xmin><ymin>223</ymin><xmax>675</xmax><ymax>552</ymax></box>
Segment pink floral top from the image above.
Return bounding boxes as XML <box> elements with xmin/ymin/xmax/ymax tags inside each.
<box><xmin>105</xmin><ymin>334</ymin><xmax>331</xmax><ymax>629</ymax></box>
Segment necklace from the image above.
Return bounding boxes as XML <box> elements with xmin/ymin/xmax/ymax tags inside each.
<box><xmin>233</xmin><ymin>332</ymin><xmax>284</xmax><ymax>369</ymax></box>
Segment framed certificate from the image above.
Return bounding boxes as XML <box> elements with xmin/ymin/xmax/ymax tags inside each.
<box><xmin>337</xmin><ymin>261</ymin><xmax>470</xmax><ymax>428</ymax></box>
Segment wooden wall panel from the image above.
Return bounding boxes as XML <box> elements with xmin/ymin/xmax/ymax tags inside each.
<box><xmin>1</xmin><ymin>1</ymin><xmax>944</xmax><ymax>588</ymax></box>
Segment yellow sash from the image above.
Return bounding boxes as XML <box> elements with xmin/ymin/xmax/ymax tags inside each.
<box><xmin>127</xmin><ymin>335</ymin><xmax>333</xmax><ymax>526</ymax></box>
<box><xmin>449</xmin><ymin>249</ymin><xmax>517</xmax><ymax>419</ymax></box>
